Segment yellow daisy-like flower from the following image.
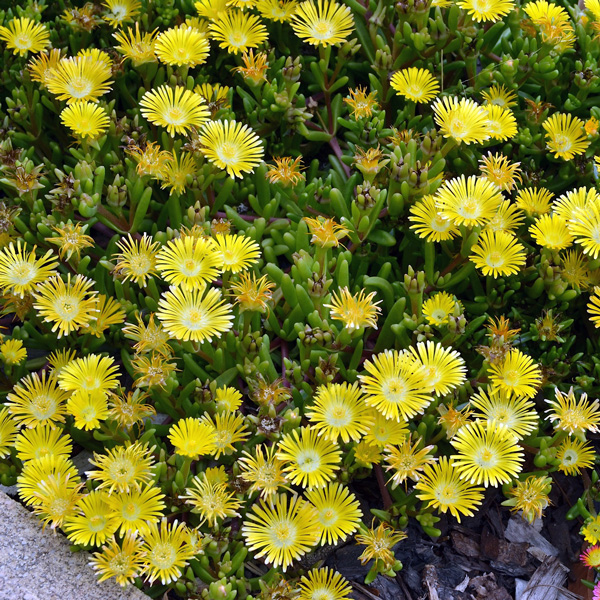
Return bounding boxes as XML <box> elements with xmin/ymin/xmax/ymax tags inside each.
<box><xmin>479</xmin><ymin>152</ymin><xmax>522</xmax><ymax>192</ymax></box>
<box><xmin>132</xmin><ymin>353</ymin><xmax>177</xmax><ymax>389</ymax></box>
<box><xmin>156</xmin><ymin>286</ymin><xmax>233</xmax><ymax>343</ymax></box>
<box><xmin>409</xmin><ymin>341</ymin><xmax>466</xmax><ymax>396</ymax></box>
<box><xmin>305</xmin><ymin>483</ymin><xmax>362</xmax><ymax>545</ymax></box>
<box><xmin>545</xmin><ymin>387</ymin><xmax>600</xmax><ymax>434</ymax></box>
<box><xmin>140</xmin><ymin>85</ymin><xmax>210</xmax><ymax>137</ymax></box>
<box><xmin>484</xmin><ymin>200</ymin><xmax>524</xmax><ymax>234</ymax></box>
<box><xmin>113</xmin><ymin>24</ymin><xmax>157</xmax><ymax>66</ymax></box>
<box><xmin>422</xmin><ymin>291</ymin><xmax>458</xmax><ymax>326</ymax></box>
<box><xmin>210</xmin><ymin>11</ymin><xmax>268</xmax><ymax>54</ymax></box>
<box><xmin>384</xmin><ymin>437</ymin><xmax>436</xmax><ymax>487</ymax></box>
<box><xmin>231</xmin><ymin>49</ymin><xmax>269</xmax><ymax>85</ymax></box>
<box><xmin>364</xmin><ymin>409</ymin><xmax>408</xmax><ymax>448</ymax></box>
<box><xmin>306</xmin><ymin>382</ymin><xmax>373</xmax><ymax>443</ymax></box>
<box><xmin>46</xmin><ymin>221</ymin><xmax>95</xmax><ymax>262</ymax></box>
<box><xmin>199</xmin><ymin>120</ymin><xmax>264</xmax><ymax>178</ymax></box>
<box><xmin>81</xmin><ymin>294</ymin><xmax>126</xmax><ymax>338</ymax></box>
<box><xmin>58</xmin><ymin>354</ymin><xmax>119</xmax><ymax>394</ymax></box>
<box><xmin>324</xmin><ymin>286</ymin><xmax>382</xmax><ymax>331</ymax></box>
<box><xmin>200</xmin><ymin>412</ymin><xmax>250</xmax><ymax>458</ymax></box>
<box><xmin>267</xmin><ymin>156</ymin><xmax>305</xmax><ymax>186</ymax></box>
<box><xmin>356</xmin><ymin>523</ymin><xmax>407</xmax><ymax>569</ymax></box>
<box><xmin>543</xmin><ymin>112</ymin><xmax>591</xmax><ymax>160</ymax></box>
<box><xmin>0</xmin><ymin>408</ymin><xmax>18</xmax><ymax>458</ymax></box>
<box><xmin>114</xmin><ymin>233</ymin><xmax>160</xmax><ymax>287</ymax></box>
<box><xmin>553</xmin><ymin>187</ymin><xmax>599</xmax><ymax>221</ymax></box>
<box><xmin>90</xmin><ymin>532</ymin><xmax>145</xmax><ymax>586</ymax></box>
<box><xmin>241</xmin><ymin>493</ymin><xmax>321</xmax><ymax>571</ymax></box>
<box><xmin>354</xmin><ymin>440</ymin><xmax>382</xmax><ymax>465</ymax></box>
<box><xmin>299</xmin><ymin>568</ymin><xmax>352</xmax><ymax>600</ymax></box>
<box><xmin>276</xmin><ymin>426</ymin><xmax>342</xmax><ymax>489</ymax></box>
<box><xmin>488</xmin><ymin>348</ymin><xmax>542</xmax><ymax>399</ymax></box>
<box><xmin>435</xmin><ymin>175</ymin><xmax>503</xmax><ymax>227</ymax></box>
<box><xmin>515</xmin><ymin>187</ymin><xmax>553</xmax><ymax>216</ymax></box>
<box><xmin>67</xmin><ymin>391</ymin><xmax>110</xmax><ymax>431</ymax></box>
<box><xmin>432</xmin><ymin>96</ymin><xmax>490</xmax><ymax>145</ymax></box>
<box><xmin>60</xmin><ymin>101</ymin><xmax>110</xmax><ymax>140</ymax></box>
<box><xmin>182</xmin><ymin>476</ymin><xmax>242</xmax><ymax>526</ymax></box>
<box><xmin>63</xmin><ymin>491</ymin><xmax>119</xmax><ymax>547</ymax></box>
<box><xmin>390</xmin><ymin>68</ymin><xmax>439</xmax><ymax>104</ymax></box>
<box><xmin>156</xmin><ymin>235</ymin><xmax>221</xmax><ymax>291</ymax></box>
<box><xmin>160</xmin><ymin>151</ymin><xmax>198</xmax><ymax>195</ymax></box>
<box><xmin>344</xmin><ymin>86</ymin><xmax>378</xmax><ymax>119</ymax></box>
<box><xmin>291</xmin><ymin>0</ymin><xmax>354</xmax><ymax>46</ymax></box>
<box><xmin>568</xmin><ymin>202</ymin><xmax>600</xmax><ymax>259</ymax></box>
<box><xmin>27</xmin><ymin>49</ymin><xmax>63</xmax><ymax>86</ymax></box>
<box><xmin>257</xmin><ymin>0</ymin><xmax>299</xmax><ymax>22</ymax></box>
<box><xmin>470</xmin><ymin>388</ymin><xmax>538</xmax><ymax>439</ymax></box>
<box><xmin>438</xmin><ymin>404</ymin><xmax>472</xmax><ymax>439</ymax></box>
<box><xmin>238</xmin><ymin>444</ymin><xmax>288</xmax><ymax>497</ymax></box>
<box><xmin>415</xmin><ymin>457</ymin><xmax>485</xmax><ymax>522</ymax></box>
<box><xmin>470</xmin><ymin>229</ymin><xmax>527</xmax><ymax>278</ymax></box>
<box><xmin>485</xmin><ymin>105</ymin><xmax>518</xmax><ymax>141</ymax></box>
<box><xmin>359</xmin><ymin>350</ymin><xmax>432</xmax><ymax>422</ymax></box>
<box><xmin>6</xmin><ymin>372</ymin><xmax>68</xmax><ymax>429</ymax></box>
<box><xmin>0</xmin><ymin>17</ymin><xmax>50</xmax><ymax>56</ymax></box>
<box><xmin>457</xmin><ymin>0</ymin><xmax>515</xmax><ymax>21</ymax></box>
<box><xmin>14</xmin><ymin>425</ymin><xmax>72</xmax><ymax>462</ymax></box>
<box><xmin>33</xmin><ymin>274</ymin><xmax>98</xmax><ymax>338</ymax></box>
<box><xmin>304</xmin><ymin>216</ymin><xmax>349</xmax><ymax>248</ymax></box>
<box><xmin>230</xmin><ymin>272</ymin><xmax>274</xmax><ymax>313</ymax></box>
<box><xmin>215</xmin><ymin>386</ymin><xmax>243</xmax><ymax>412</ymax></box>
<box><xmin>126</xmin><ymin>141</ymin><xmax>170</xmax><ymax>179</ymax></box>
<box><xmin>561</xmin><ymin>250</ymin><xmax>590</xmax><ymax>290</ymax></box>
<box><xmin>504</xmin><ymin>475</ymin><xmax>551</xmax><ymax>524</ymax></box>
<box><xmin>46</xmin><ymin>55</ymin><xmax>113</xmax><ymax>104</ymax></box>
<box><xmin>108</xmin><ymin>484</ymin><xmax>166</xmax><ymax>536</ymax></box>
<box><xmin>102</xmin><ymin>0</ymin><xmax>141</xmax><ymax>27</ymax></box>
<box><xmin>0</xmin><ymin>241</ymin><xmax>58</xmax><ymax>298</ymax></box>
<box><xmin>582</xmin><ymin>515</ymin><xmax>600</xmax><ymax>545</ymax></box>
<box><xmin>123</xmin><ymin>313</ymin><xmax>172</xmax><ymax>357</ymax></box>
<box><xmin>31</xmin><ymin>472</ymin><xmax>85</xmax><ymax>530</ymax></box>
<box><xmin>556</xmin><ymin>437</ymin><xmax>595</xmax><ymax>476</ymax></box>
<box><xmin>409</xmin><ymin>195</ymin><xmax>459</xmax><ymax>242</ymax></box>
<box><xmin>450</xmin><ymin>419</ymin><xmax>524</xmax><ymax>487</ymax></box>
<box><xmin>108</xmin><ymin>388</ymin><xmax>156</xmax><ymax>430</ymax></box>
<box><xmin>213</xmin><ymin>234</ymin><xmax>261</xmax><ymax>273</ymax></box>
<box><xmin>168</xmin><ymin>417</ymin><xmax>217</xmax><ymax>459</ymax></box>
<box><xmin>155</xmin><ymin>25</ymin><xmax>210</xmax><ymax>67</ymax></box>
<box><xmin>17</xmin><ymin>455</ymin><xmax>79</xmax><ymax>507</ymax></box>
<box><xmin>0</xmin><ymin>339</ymin><xmax>26</xmax><ymax>365</ymax></box>
<box><xmin>529</xmin><ymin>214</ymin><xmax>573</xmax><ymax>250</ymax></box>
<box><xmin>481</xmin><ymin>84</ymin><xmax>518</xmax><ymax>108</ymax></box>
<box><xmin>195</xmin><ymin>0</ymin><xmax>230</xmax><ymax>20</ymax></box>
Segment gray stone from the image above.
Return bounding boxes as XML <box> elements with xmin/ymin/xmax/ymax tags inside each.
<box><xmin>0</xmin><ymin>492</ymin><xmax>148</xmax><ymax>600</ymax></box>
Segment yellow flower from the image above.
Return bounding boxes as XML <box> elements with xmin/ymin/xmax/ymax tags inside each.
<box><xmin>545</xmin><ymin>387</ymin><xmax>600</xmax><ymax>434</ymax></box>
<box><xmin>257</xmin><ymin>0</ymin><xmax>299</xmax><ymax>22</ymax></box>
<box><xmin>451</xmin><ymin>419</ymin><xmax>524</xmax><ymax>487</ymax></box>
<box><xmin>277</xmin><ymin>426</ymin><xmax>342</xmax><ymax>489</ymax></box>
<box><xmin>479</xmin><ymin>152</ymin><xmax>522</xmax><ymax>192</ymax></box>
<box><xmin>515</xmin><ymin>187</ymin><xmax>553</xmax><ymax>216</ymax></box>
<box><xmin>108</xmin><ymin>485</ymin><xmax>166</xmax><ymax>535</ymax></box>
<box><xmin>132</xmin><ymin>353</ymin><xmax>177</xmax><ymax>389</ymax></box>
<box><xmin>113</xmin><ymin>233</ymin><xmax>160</xmax><ymax>287</ymax></box>
<box><xmin>415</xmin><ymin>457</ymin><xmax>485</xmax><ymax>522</ymax></box>
<box><xmin>46</xmin><ymin>55</ymin><xmax>113</xmax><ymax>104</ymax></box>
<box><xmin>0</xmin><ymin>339</ymin><xmax>27</xmax><ymax>365</ymax></box>
<box><xmin>102</xmin><ymin>0</ymin><xmax>141</xmax><ymax>27</ymax></box>
<box><xmin>432</xmin><ymin>96</ymin><xmax>490</xmax><ymax>144</ymax></box>
<box><xmin>390</xmin><ymin>68</ymin><xmax>439</xmax><ymax>103</ymax></box>
<box><xmin>157</xmin><ymin>286</ymin><xmax>233</xmax><ymax>342</ymax></box>
<box><xmin>488</xmin><ymin>348</ymin><xmax>542</xmax><ymax>399</ymax></box>
<box><xmin>364</xmin><ymin>409</ymin><xmax>408</xmax><ymax>447</ymax></box>
<box><xmin>568</xmin><ymin>202</ymin><xmax>600</xmax><ymax>259</ymax></box>
<box><xmin>155</xmin><ymin>25</ymin><xmax>210</xmax><ymax>66</ymax></box>
<box><xmin>67</xmin><ymin>391</ymin><xmax>110</xmax><ymax>430</ymax></box>
<box><xmin>409</xmin><ymin>195</ymin><xmax>459</xmax><ymax>242</ymax></box>
<box><xmin>481</xmin><ymin>84</ymin><xmax>517</xmax><ymax>108</ymax></box>
<box><xmin>60</xmin><ymin>101</ymin><xmax>110</xmax><ymax>140</ymax></box>
<box><xmin>241</xmin><ymin>493</ymin><xmax>321</xmax><ymax>571</ymax></box>
<box><xmin>529</xmin><ymin>214</ymin><xmax>573</xmax><ymax>250</ymax></box>
<box><xmin>81</xmin><ymin>294</ymin><xmax>126</xmax><ymax>338</ymax></box>
<box><xmin>291</xmin><ymin>0</ymin><xmax>354</xmax><ymax>46</ymax></box>
<box><xmin>438</xmin><ymin>403</ymin><xmax>472</xmax><ymax>439</ymax></box>
<box><xmin>589</xmin><ymin>286</ymin><xmax>600</xmax><ymax>327</ymax></box>
<box><xmin>556</xmin><ymin>437</ymin><xmax>595</xmax><ymax>475</ymax></box>
<box><xmin>210</xmin><ymin>11</ymin><xmax>268</xmax><ymax>54</ymax></box>
<box><xmin>27</xmin><ymin>49</ymin><xmax>63</xmax><ymax>86</ymax></box>
<box><xmin>344</xmin><ymin>86</ymin><xmax>378</xmax><ymax>118</ymax></box>
<box><xmin>90</xmin><ymin>532</ymin><xmax>145</xmax><ymax>586</ymax></box>
<box><xmin>0</xmin><ymin>17</ymin><xmax>50</xmax><ymax>56</ymax></box>
<box><xmin>503</xmin><ymin>476</ymin><xmax>551</xmax><ymax>524</ymax></box>
<box><xmin>324</xmin><ymin>286</ymin><xmax>381</xmax><ymax>331</ymax></box>
<box><xmin>409</xmin><ymin>341</ymin><xmax>466</xmax><ymax>396</ymax></box>
<box><xmin>230</xmin><ymin>272</ymin><xmax>274</xmax><ymax>313</ymax></box>
<box><xmin>213</xmin><ymin>234</ymin><xmax>261</xmax><ymax>273</ymax></box>
<box><xmin>356</xmin><ymin>523</ymin><xmax>407</xmax><ymax>569</ymax></box>
<box><xmin>384</xmin><ymin>437</ymin><xmax>436</xmax><ymax>487</ymax></box>
<box><xmin>156</xmin><ymin>235</ymin><xmax>221</xmax><ymax>291</ymax></box>
<box><xmin>195</xmin><ymin>0</ymin><xmax>230</xmax><ymax>21</ymax></box>
<box><xmin>553</xmin><ymin>186</ymin><xmax>599</xmax><ymax>221</ymax></box>
<box><xmin>168</xmin><ymin>417</ymin><xmax>217</xmax><ymax>458</ymax></box>
<box><xmin>359</xmin><ymin>350</ymin><xmax>432</xmax><ymax>422</ymax></box>
<box><xmin>17</xmin><ymin>455</ymin><xmax>79</xmax><ymax>506</ymax></box>
<box><xmin>46</xmin><ymin>222</ymin><xmax>95</xmax><ymax>262</ymax></box>
<box><xmin>182</xmin><ymin>476</ymin><xmax>242</xmax><ymax>526</ymax></box>
<box><xmin>199</xmin><ymin>120</ymin><xmax>264</xmax><ymax>178</ymax></box>
<box><xmin>200</xmin><ymin>411</ymin><xmax>250</xmax><ymax>458</ymax></box>
<box><xmin>108</xmin><ymin>388</ymin><xmax>156</xmax><ymax>430</ymax></box>
<box><xmin>484</xmin><ymin>105</ymin><xmax>518</xmax><ymax>141</ymax></box>
<box><xmin>33</xmin><ymin>274</ymin><xmax>98</xmax><ymax>338</ymax></box>
<box><xmin>422</xmin><ymin>291</ymin><xmax>459</xmax><ymax>326</ymax></box>
<box><xmin>231</xmin><ymin>49</ymin><xmax>269</xmax><ymax>85</ymax></box>
<box><xmin>354</xmin><ymin>440</ymin><xmax>382</xmax><ymax>465</ymax></box>
<box><xmin>267</xmin><ymin>156</ymin><xmax>305</xmax><ymax>186</ymax></box>
<box><xmin>306</xmin><ymin>381</ymin><xmax>373</xmax><ymax>443</ymax></box>
<box><xmin>435</xmin><ymin>175</ymin><xmax>503</xmax><ymax>226</ymax></box>
<box><xmin>543</xmin><ymin>112</ymin><xmax>590</xmax><ymax>160</ymax></box>
<box><xmin>582</xmin><ymin>515</ymin><xmax>600</xmax><ymax>545</ymax></box>
<box><xmin>586</xmin><ymin>116</ymin><xmax>599</xmax><ymax>136</ymax></box>
<box><xmin>238</xmin><ymin>444</ymin><xmax>288</xmax><ymax>497</ymax></box>
<box><xmin>126</xmin><ymin>141</ymin><xmax>170</xmax><ymax>178</ymax></box>
<box><xmin>0</xmin><ymin>407</ymin><xmax>18</xmax><ymax>458</ymax></box>
<box><xmin>63</xmin><ymin>491</ymin><xmax>119</xmax><ymax>546</ymax></box>
<box><xmin>457</xmin><ymin>0</ymin><xmax>515</xmax><ymax>21</ymax></box>
<box><xmin>561</xmin><ymin>250</ymin><xmax>590</xmax><ymax>290</ymax></box>
<box><xmin>140</xmin><ymin>85</ymin><xmax>210</xmax><ymax>138</ymax></box>
<box><xmin>470</xmin><ymin>229</ymin><xmax>527</xmax><ymax>278</ymax></box>
<box><xmin>113</xmin><ymin>24</ymin><xmax>157</xmax><ymax>66</ymax></box>
<box><xmin>299</xmin><ymin>568</ymin><xmax>352</xmax><ymax>600</ymax></box>
<box><xmin>31</xmin><ymin>472</ymin><xmax>84</xmax><ymax>530</ymax></box>
<box><xmin>484</xmin><ymin>200</ymin><xmax>524</xmax><ymax>235</ymax></box>
<box><xmin>304</xmin><ymin>216</ymin><xmax>349</xmax><ymax>248</ymax></box>
<box><xmin>0</xmin><ymin>241</ymin><xmax>58</xmax><ymax>298</ymax></box>
<box><xmin>305</xmin><ymin>482</ymin><xmax>362</xmax><ymax>544</ymax></box>
<box><xmin>195</xmin><ymin>82</ymin><xmax>231</xmax><ymax>114</ymax></box>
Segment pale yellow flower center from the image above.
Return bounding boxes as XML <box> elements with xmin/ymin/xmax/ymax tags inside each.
<box><xmin>476</xmin><ymin>447</ymin><xmax>497</xmax><ymax>468</ymax></box>
<box><xmin>318</xmin><ymin>508</ymin><xmax>337</xmax><ymax>527</ymax></box>
<box><xmin>182</xmin><ymin>307</ymin><xmax>207</xmax><ymax>330</ymax></box>
<box><xmin>296</xmin><ymin>449</ymin><xmax>320</xmax><ymax>472</ymax></box>
<box><xmin>165</xmin><ymin>107</ymin><xmax>185</xmax><ymax>125</ymax></box>
<box><xmin>431</xmin><ymin>215</ymin><xmax>451</xmax><ymax>232</ymax></box>
<box><xmin>149</xmin><ymin>543</ymin><xmax>177</xmax><ymax>569</ymax></box>
<box><xmin>216</xmin><ymin>142</ymin><xmax>240</xmax><ymax>165</ymax></box>
<box><xmin>485</xmin><ymin>251</ymin><xmax>505</xmax><ymax>268</ymax></box>
<box><xmin>457</xmin><ymin>197</ymin><xmax>481</xmax><ymax>220</ymax></box>
<box><xmin>552</xmin><ymin>134</ymin><xmax>572</xmax><ymax>154</ymax></box>
<box><xmin>9</xmin><ymin>261</ymin><xmax>37</xmax><ymax>286</ymax></box>
<box><xmin>108</xmin><ymin>458</ymin><xmax>136</xmax><ymax>486</ymax></box>
<box><xmin>312</xmin><ymin>20</ymin><xmax>334</xmax><ymax>39</ymax></box>
<box><xmin>31</xmin><ymin>394</ymin><xmax>57</xmax><ymax>420</ymax></box>
<box><xmin>123</xmin><ymin>501</ymin><xmax>141</xmax><ymax>520</ymax></box>
<box><xmin>88</xmin><ymin>514</ymin><xmax>107</xmax><ymax>532</ymax></box>
<box><xmin>14</xmin><ymin>35</ymin><xmax>33</xmax><ymax>50</ymax></box>
<box><xmin>272</xmin><ymin>521</ymin><xmax>295</xmax><ymax>546</ymax></box>
<box><xmin>53</xmin><ymin>295</ymin><xmax>81</xmax><ymax>322</ymax></box>
<box><xmin>382</xmin><ymin>378</ymin><xmax>407</xmax><ymax>403</ymax></box>
<box><xmin>436</xmin><ymin>484</ymin><xmax>459</xmax><ymax>504</ymax></box>
<box><xmin>431</xmin><ymin>308</ymin><xmax>448</xmax><ymax>322</ymax></box>
<box><xmin>68</xmin><ymin>78</ymin><xmax>93</xmax><ymax>99</ymax></box>
<box><xmin>228</xmin><ymin>32</ymin><xmax>248</xmax><ymax>47</ymax></box>
<box><xmin>326</xmin><ymin>404</ymin><xmax>351</xmax><ymax>427</ymax></box>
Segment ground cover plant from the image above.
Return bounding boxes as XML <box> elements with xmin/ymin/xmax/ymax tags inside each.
<box><xmin>3</xmin><ymin>0</ymin><xmax>600</xmax><ymax>598</ymax></box>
